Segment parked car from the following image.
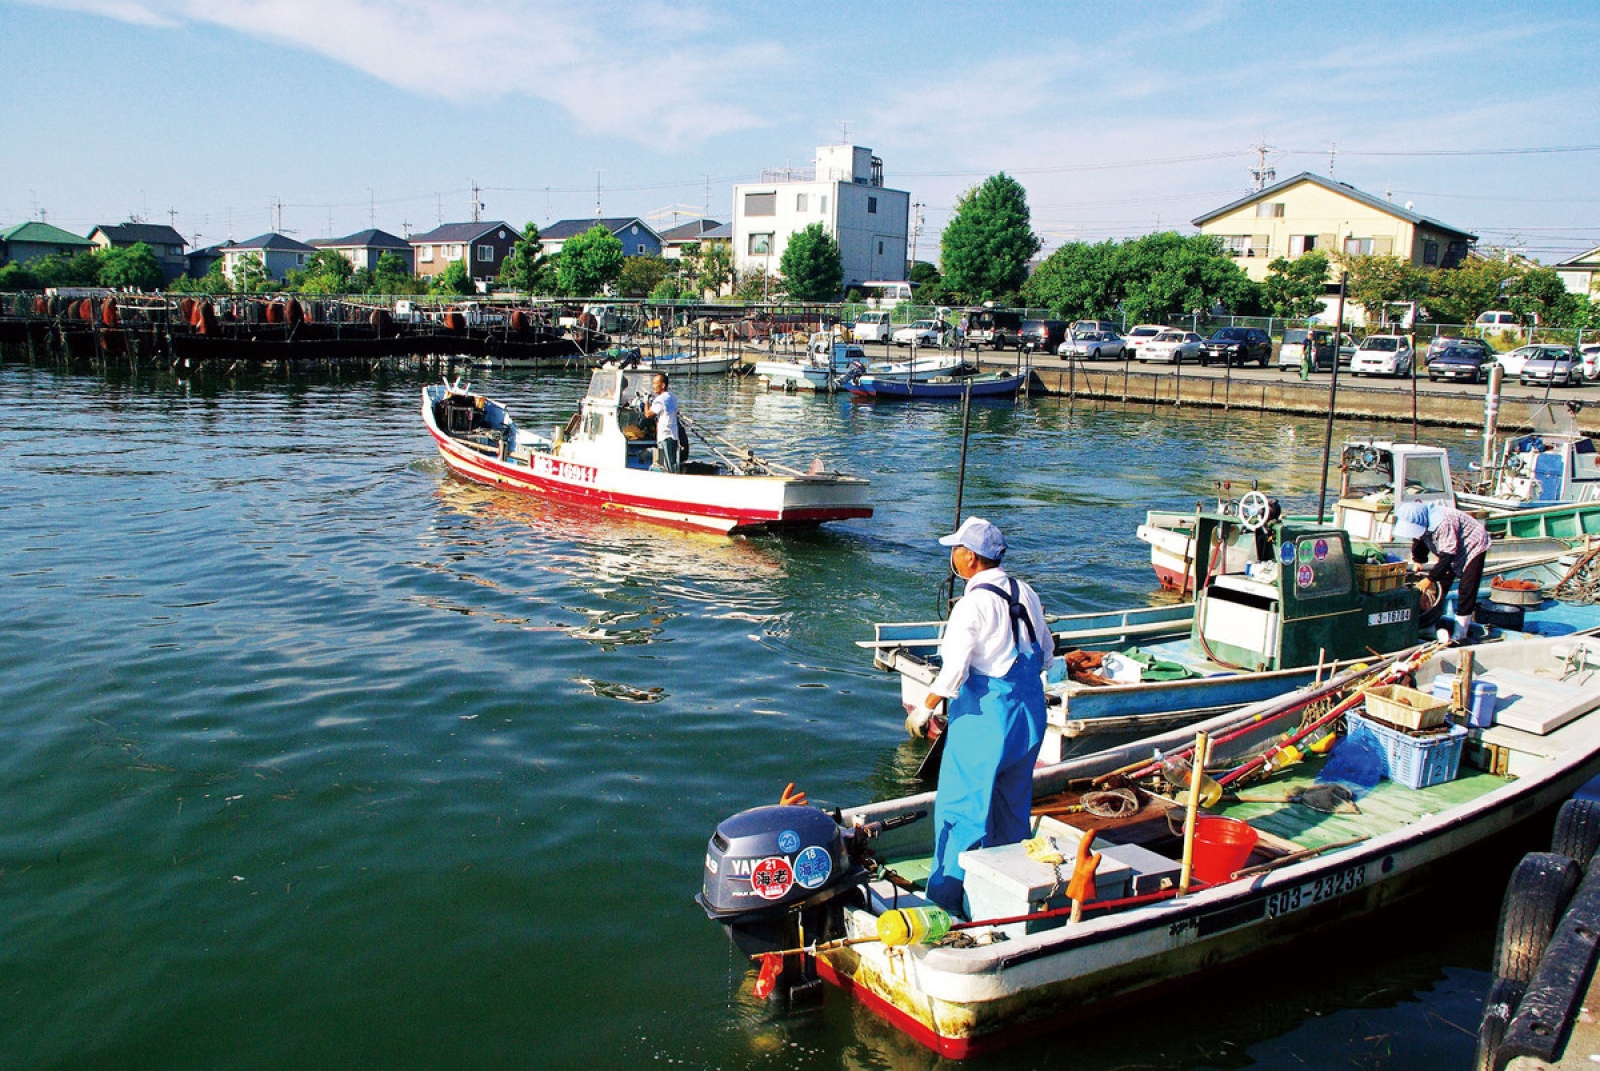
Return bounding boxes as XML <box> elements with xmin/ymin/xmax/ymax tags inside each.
<box><xmin>852</xmin><ymin>310</ymin><xmax>893</xmax><ymax>343</ymax></box>
<box><xmin>891</xmin><ymin>319</ymin><xmax>954</xmax><ymax>347</ymax></box>
<box><xmin>1070</xmin><ymin>319</ymin><xmax>1121</xmax><ymax>336</ymax></box>
<box><xmin>1427</xmin><ymin>344</ymin><xmax>1494</xmax><ymax>383</ymax></box>
<box><xmin>1137</xmin><ymin>330</ymin><xmax>1206</xmax><ymax>364</ymax></box>
<box><xmin>1497</xmin><ymin>345</ymin><xmax>1551</xmax><ymax>377</ymax></box>
<box><xmin>1019</xmin><ymin>319</ymin><xmax>1069</xmax><ymax>352</ymax></box>
<box><xmin>1349</xmin><ymin>335</ymin><xmax>1415</xmax><ymax>377</ymax></box>
<box><xmin>1058</xmin><ymin>329</ymin><xmax>1126</xmax><ymax>360</ymax></box>
<box><xmin>964</xmin><ymin>309</ymin><xmax>1023</xmax><ymax>349</ymax></box>
<box><xmin>1200</xmin><ymin>327</ymin><xmax>1271</xmax><ymax>366</ymax></box>
<box><xmin>1476</xmin><ymin>310</ymin><xmax>1520</xmax><ymax>331</ymax></box>
<box><xmin>1426</xmin><ymin>335</ymin><xmax>1491</xmax><ymax>363</ymax></box>
<box><xmin>1580</xmin><ymin>344</ymin><xmax>1600</xmax><ymax>381</ymax></box>
<box><xmin>1520</xmin><ymin>345</ymin><xmax>1584</xmax><ymax>387</ymax></box>
<box><xmin>1121</xmin><ymin>324</ymin><xmax>1168</xmax><ymax>356</ymax></box>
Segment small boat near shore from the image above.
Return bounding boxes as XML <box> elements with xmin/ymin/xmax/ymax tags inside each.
<box><xmin>701</xmin><ymin>631</ymin><xmax>1600</xmax><ymax>1057</ymax></box>
<box><xmin>845</xmin><ymin>370</ymin><xmax>1027</xmax><ymax>401</ymax></box>
<box><xmin>754</xmin><ymin>342</ymin><xmax>967</xmax><ymax>392</ymax></box>
<box><xmin>422</xmin><ymin>370</ymin><xmax>873</xmax><ymax>534</ymax></box>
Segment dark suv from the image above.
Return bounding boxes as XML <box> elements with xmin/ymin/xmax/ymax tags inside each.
<box><xmin>1201</xmin><ymin>327</ymin><xmax>1272</xmax><ymax>367</ymax></box>
<box><xmin>1019</xmin><ymin>319</ymin><xmax>1068</xmax><ymax>352</ymax></box>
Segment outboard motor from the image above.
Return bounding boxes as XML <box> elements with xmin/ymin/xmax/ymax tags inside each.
<box><xmin>697</xmin><ymin>803</ymin><xmax>924</xmax><ymax>1004</ymax></box>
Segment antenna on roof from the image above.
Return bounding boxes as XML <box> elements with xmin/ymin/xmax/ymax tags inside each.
<box><xmin>838</xmin><ymin>120</ymin><xmax>852</xmax><ymax>144</ymax></box>
<box><xmin>595</xmin><ymin>170</ymin><xmax>604</xmax><ymax>218</ymax></box>
<box><xmin>168</xmin><ymin>207</ymin><xmax>179</xmax><ymax>229</ymax></box>
<box><xmin>1328</xmin><ymin>142</ymin><xmax>1337</xmax><ymax>177</ymax></box>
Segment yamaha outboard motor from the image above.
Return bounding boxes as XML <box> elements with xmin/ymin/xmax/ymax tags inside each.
<box><xmin>697</xmin><ymin>803</ymin><xmax>924</xmax><ymax>1004</ymax></box>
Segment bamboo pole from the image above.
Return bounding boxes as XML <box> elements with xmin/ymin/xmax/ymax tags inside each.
<box><xmin>1176</xmin><ymin>730</ymin><xmax>1209</xmax><ymax>896</ymax></box>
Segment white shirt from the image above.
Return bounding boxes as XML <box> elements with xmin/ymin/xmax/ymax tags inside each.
<box><xmin>648</xmin><ymin>390</ymin><xmax>679</xmax><ymax>444</ymax></box>
<box><xmin>929</xmin><ymin>566</ymin><xmax>1050</xmax><ymax>699</ymax></box>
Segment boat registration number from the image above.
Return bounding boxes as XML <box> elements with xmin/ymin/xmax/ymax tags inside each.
<box><xmin>1264</xmin><ymin>863</ymin><xmax>1367</xmax><ymax>918</ymax></box>
<box><xmin>533</xmin><ymin>456</ymin><xmax>597</xmax><ymax>486</ymax></box>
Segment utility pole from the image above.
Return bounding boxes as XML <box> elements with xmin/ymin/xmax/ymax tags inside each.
<box><xmin>1327</xmin><ymin>142</ymin><xmax>1338</xmax><ymax>177</ymax></box>
<box><xmin>471</xmin><ymin>180</ymin><xmax>482</xmax><ymax>224</ymax></box>
<box><xmin>1250</xmin><ymin>139</ymin><xmax>1275</xmax><ymax>192</ymax></box>
<box><xmin>909</xmin><ymin>200</ymin><xmax>925</xmax><ymax>268</ymax></box>
<box><xmin>595</xmin><ymin>170</ymin><xmax>604</xmax><ymax>218</ymax></box>
<box><xmin>368</xmin><ymin>189</ymin><xmax>376</xmax><ymax>229</ymax></box>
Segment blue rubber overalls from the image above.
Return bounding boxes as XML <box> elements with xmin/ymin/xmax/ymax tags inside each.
<box><xmin>925</xmin><ymin>579</ymin><xmax>1049</xmax><ymax>915</ymax></box>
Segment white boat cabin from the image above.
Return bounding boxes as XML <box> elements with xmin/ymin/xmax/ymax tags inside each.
<box><xmin>1332</xmin><ymin>440</ymin><xmax>1455</xmax><ymax>542</ymax></box>
<box><xmin>541</xmin><ymin>368</ymin><xmax>666</xmax><ymax>472</ymax></box>
<box><xmin>1476</xmin><ymin>405</ymin><xmax>1600</xmax><ymax>509</ymax></box>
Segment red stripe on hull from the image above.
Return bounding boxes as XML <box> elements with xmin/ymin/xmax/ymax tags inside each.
<box><xmin>429</xmin><ymin>433</ymin><xmax>869</xmax><ymax>533</ymax></box>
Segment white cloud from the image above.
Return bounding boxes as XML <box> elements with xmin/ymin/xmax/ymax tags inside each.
<box><xmin>21</xmin><ymin>0</ymin><xmax>783</xmax><ymax>146</ymax></box>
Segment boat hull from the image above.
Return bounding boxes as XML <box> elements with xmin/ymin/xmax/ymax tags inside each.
<box><xmin>846</xmin><ymin>373</ymin><xmax>1025</xmax><ymax>400</ymax></box>
<box><xmin>427</xmin><ymin>423</ymin><xmax>871</xmax><ymax>534</ymax></box>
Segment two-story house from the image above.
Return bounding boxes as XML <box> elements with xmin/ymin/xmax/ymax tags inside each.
<box><xmin>222</xmin><ymin>233</ymin><xmax>316</xmax><ymax>284</ymax></box>
<box><xmin>88</xmin><ymin>223</ymin><xmax>189</xmax><ymax>284</ymax></box>
<box><xmin>732</xmin><ymin>144</ymin><xmax>910</xmax><ymax>293</ymax></box>
<box><xmin>408</xmin><ymin>222</ymin><xmax>515</xmax><ymax>285</ymax></box>
<box><xmin>0</xmin><ymin>221</ymin><xmax>95</xmax><ymax>267</ymax></box>
<box><xmin>537</xmin><ymin>218</ymin><xmax>665</xmax><ymax>259</ymax></box>
<box><xmin>1193</xmin><ymin>172</ymin><xmax>1477</xmax><ymax>282</ymax></box>
<box><xmin>309</xmin><ymin>229</ymin><xmax>414</xmax><ymax>275</ymax></box>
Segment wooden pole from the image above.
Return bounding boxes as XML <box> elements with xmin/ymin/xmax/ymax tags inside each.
<box><xmin>1177</xmin><ymin>730</ymin><xmax>1209</xmax><ymax>897</ymax></box>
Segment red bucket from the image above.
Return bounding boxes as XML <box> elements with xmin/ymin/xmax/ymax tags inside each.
<box><xmin>1191</xmin><ymin>816</ymin><xmax>1258</xmax><ymax>884</ymax></box>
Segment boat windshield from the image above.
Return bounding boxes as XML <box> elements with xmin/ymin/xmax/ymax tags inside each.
<box><xmin>1400</xmin><ymin>455</ymin><xmax>1449</xmax><ymax>496</ymax></box>
<box><xmin>1574</xmin><ymin>438</ymin><xmax>1600</xmax><ymax>483</ymax></box>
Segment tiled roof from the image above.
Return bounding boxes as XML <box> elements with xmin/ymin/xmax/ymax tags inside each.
<box><xmin>1</xmin><ymin>221</ymin><xmax>94</xmax><ymax>246</ymax></box>
<box><xmin>230</xmin><ymin>232</ymin><xmax>316</xmax><ymax>253</ymax></box>
<box><xmin>91</xmin><ymin>223</ymin><xmax>187</xmax><ymax>247</ymax></box>
<box><xmin>658</xmin><ymin>219</ymin><xmax>724</xmax><ymax>242</ymax></box>
<box><xmin>540</xmin><ymin>217</ymin><xmax>661</xmax><ymax>241</ymax></box>
<box><xmin>311</xmin><ymin>229</ymin><xmax>412</xmax><ymax>250</ymax></box>
<box><xmin>407</xmin><ymin>221</ymin><xmax>511</xmax><ymax>244</ymax></box>
<box><xmin>1192</xmin><ymin>172</ymin><xmax>1476</xmax><ymax>240</ymax></box>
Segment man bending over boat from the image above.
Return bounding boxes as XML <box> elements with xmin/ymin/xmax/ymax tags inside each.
<box><xmin>647</xmin><ymin>373</ymin><xmax>681</xmax><ymax>473</ymax></box>
<box><xmin>917</xmin><ymin>517</ymin><xmax>1051</xmax><ymax>915</ymax></box>
<box><xmin>1393</xmin><ymin>501</ymin><xmax>1491</xmax><ymax>643</ymax></box>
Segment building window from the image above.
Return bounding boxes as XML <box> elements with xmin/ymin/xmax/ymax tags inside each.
<box><xmin>1343</xmin><ymin>237</ymin><xmax>1374</xmax><ymax>256</ymax></box>
<box><xmin>1222</xmin><ymin>236</ymin><xmax>1248</xmax><ymax>256</ymax></box>
<box><xmin>745</xmin><ymin>192</ymin><xmax>776</xmax><ymax>216</ymax></box>
<box><xmin>1444</xmin><ymin>240</ymin><xmax>1467</xmax><ymax>268</ymax></box>
<box><xmin>631</xmin><ymin>226</ymin><xmax>639</xmax><ymax>235</ymax></box>
<box><xmin>878</xmin><ymin>241</ymin><xmax>884</xmax><ymax>255</ymax></box>
<box><xmin>1290</xmin><ymin>235</ymin><xmax>1317</xmax><ymax>256</ymax></box>
<box><xmin>419</xmin><ymin>245</ymin><xmax>434</xmax><ymax>262</ymax></box>
<box><xmin>868</xmin><ymin>196</ymin><xmax>878</xmax><ymax>214</ymax></box>
<box><xmin>796</xmin><ymin>193</ymin><xmax>808</xmax><ymax>212</ymax></box>
<box><xmin>637</xmin><ymin>244</ymin><xmax>645</xmax><ymax>254</ymax></box>
<box><xmin>450</xmin><ymin>244</ymin><xmax>462</xmax><ymax>259</ymax></box>
<box><xmin>1423</xmin><ymin>240</ymin><xmax>1439</xmax><ymax>266</ymax></box>
<box><xmin>477</xmin><ymin>245</ymin><xmax>494</xmax><ymax>262</ymax></box>
<box><xmin>821</xmin><ymin>196</ymin><xmax>828</xmax><ymax>215</ymax></box>
<box><xmin>748</xmin><ymin>233</ymin><xmax>773</xmax><ymax>256</ymax></box>
<box><xmin>297</xmin><ymin>253</ymin><xmax>306</xmax><ymax>265</ymax></box>
<box><xmin>1256</xmin><ymin>202</ymin><xmax>1285</xmax><ymax>218</ymax></box>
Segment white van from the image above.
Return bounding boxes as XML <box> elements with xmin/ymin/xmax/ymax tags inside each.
<box><xmin>853</xmin><ymin>310</ymin><xmax>893</xmax><ymax>342</ymax></box>
<box><xmin>1476</xmin><ymin>310</ymin><xmax>1519</xmax><ymax>330</ymax></box>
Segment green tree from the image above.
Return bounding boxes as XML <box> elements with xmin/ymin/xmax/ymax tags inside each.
<box><xmin>940</xmin><ymin>173</ymin><xmax>1040</xmax><ymax>302</ymax></box>
<box><xmin>650</xmin><ymin>277</ymin><xmax>685</xmax><ymax>302</ymax></box>
<box><xmin>617</xmin><ymin>254</ymin><xmax>674</xmax><ymax>298</ymax></box>
<box><xmin>497</xmin><ymin>222</ymin><xmax>555</xmax><ymax>294</ymax></box>
<box><xmin>297</xmin><ymin>249</ymin><xmax>355</xmax><ymax>294</ymax></box>
<box><xmin>696</xmin><ymin>241</ymin><xmax>733</xmax><ymax>297</ymax></box>
<box><xmin>1423</xmin><ymin>257</ymin><xmax>1519</xmax><ymax>324</ymax></box>
<box><xmin>230</xmin><ymin>252</ymin><xmax>272</xmax><ymax>292</ymax></box>
<box><xmin>777</xmin><ymin>223</ymin><xmax>843</xmax><ymax>301</ymax></box>
<box><xmin>430</xmin><ymin>259</ymin><xmax>475</xmax><ymax>296</ymax></box>
<box><xmin>98</xmin><ymin>242</ymin><xmax>164</xmax><ymax>290</ymax></box>
<box><xmin>1502</xmin><ymin>266</ymin><xmax>1583</xmax><ymax>328</ymax></box>
<box><xmin>372</xmin><ymin>251</ymin><xmax>422</xmax><ymax>295</ymax></box>
<box><xmin>1023</xmin><ymin>240</ymin><xmax>1120</xmax><ymax>319</ymax></box>
<box><xmin>1117</xmin><ymin>233</ymin><xmax>1259</xmax><ymax>323</ymax></box>
<box><xmin>1336</xmin><ymin>254</ymin><xmax>1431</xmax><ymax>322</ymax></box>
<box><xmin>0</xmin><ymin>263</ymin><xmax>41</xmax><ymax>290</ymax></box>
<box><xmin>1260</xmin><ymin>251</ymin><xmax>1330</xmax><ymax>319</ymax></box>
<box><xmin>556</xmin><ymin>224</ymin><xmax>625</xmax><ymax>296</ymax></box>
<box><xmin>734</xmin><ymin>267</ymin><xmax>777</xmax><ymax>302</ymax></box>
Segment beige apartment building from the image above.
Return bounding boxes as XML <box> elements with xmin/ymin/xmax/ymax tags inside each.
<box><xmin>1194</xmin><ymin>172</ymin><xmax>1476</xmax><ymax>282</ymax></box>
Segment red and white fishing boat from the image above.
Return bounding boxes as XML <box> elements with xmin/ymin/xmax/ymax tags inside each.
<box><xmin>421</xmin><ymin>370</ymin><xmax>874</xmax><ymax>534</ymax></box>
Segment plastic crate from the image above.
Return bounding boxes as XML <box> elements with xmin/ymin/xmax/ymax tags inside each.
<box><xmin>1347</xmin><ymin>709</ymin><xmax>1467</xmax><ymax>789</ymax></box>
<box><xmin>1355</xmin><ymin>561</ymin><xmax>1407</xmax><ymax>594</ymax></box>
<box><xmin>1362</xmin><ymin>683</ymin><xmax>1450</xmax><ymax>731</ymax></box>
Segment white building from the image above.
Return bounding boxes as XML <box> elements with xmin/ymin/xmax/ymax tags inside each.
<box><xmin>732</xmin><ymin>144</ymin><xmax>910</xmax><ymax>293</ymax></box>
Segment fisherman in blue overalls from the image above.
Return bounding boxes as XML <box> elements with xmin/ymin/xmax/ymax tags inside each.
<box><xmin>916</xmin><ymin>517</ymin><xmax>1051</xmax><ymax>915</ymax></box>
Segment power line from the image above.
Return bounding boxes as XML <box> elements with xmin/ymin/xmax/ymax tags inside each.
<box><xmin>1282</xmin><ymin>143</ymin><xmax>1600</xmax><ymax>158</ymax></box>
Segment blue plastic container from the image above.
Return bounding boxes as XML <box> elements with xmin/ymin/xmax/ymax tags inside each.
<box><xmin>1347</xmin><ymin>709</ymin><xmax>1467</xmax><ymax>789</ymax></box>
<box><xmin>1430</xmin><ymin>674</ymin><xmax>1453</xmax><ymax>702</ymax></box>
<box><xmin>1469</xmin><ymin>681</ymin><xmax>1498</xmax><ymax>729</ymax></box>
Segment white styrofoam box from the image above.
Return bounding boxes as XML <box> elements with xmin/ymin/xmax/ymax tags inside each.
<box><xmin>1035</xmin><ymin>815</ymin><xmax>1181</xmax><ymax>896</ymax></box>
<box><xmin>959</xmin><ymin>840</ymin><xmax>1131</xmax><ymax>936</ymax></box>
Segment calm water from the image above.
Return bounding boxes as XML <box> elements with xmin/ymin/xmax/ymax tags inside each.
<box><xmin>0</xmin><ymin>360</ymin><xmax>1502</xmax><ymax>1070</ymax></box>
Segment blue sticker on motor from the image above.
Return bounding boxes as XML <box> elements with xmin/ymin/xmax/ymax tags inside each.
<box><xmin>1279</xmin><ymin>542</ymin><xmax>1296</xmax><ymax>565</ymax></box>
<box><xmin>777</xmin><ymin>829</ymin><xmax>801</xmax><ymax>854</ymax></box>
<box><xmin>793</xmin><ymin>845</ymin><xmax>832</xmax><ymax>889</ymax></box>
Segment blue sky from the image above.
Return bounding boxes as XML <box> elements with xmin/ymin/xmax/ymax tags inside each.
<box><xmin>4</xmin><ymin>0</ymin><xmax>1597</xmax><ymax>264</ymax></box>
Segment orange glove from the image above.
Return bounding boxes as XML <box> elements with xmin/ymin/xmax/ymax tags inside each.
<box><xmin>1066</xmin><ymin>831</ymin><xmax>1101</xmax><ymax>903</ymax></box>
<box><xmin>778</xmin><ymin>782</ymin><xmax>808</xmax><ymax>807</ymax></box>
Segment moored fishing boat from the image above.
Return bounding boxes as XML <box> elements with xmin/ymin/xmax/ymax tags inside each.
<box><xmin>844</xmin><ymin>370</ymin><xmax>1027</xmax><ymax>401</ymax></box>
<box><xmin>754</xmin><ymin>342</ymin><xmax>967</xmax><ymax>392</ymax></box>
<box><xmin>701</xmin><ymin>632</ymin><xmax>1600</xmax><ymax>1057</ymax></box>
<box><xmin>421</xmin><ymin>370</ymin><xmax>873</xmax><ymax>534</ymax></box>
<box><xmin>867</xmin><ymin>505</ymin><xmax>1600</xmax><ymax>760</ymax></box>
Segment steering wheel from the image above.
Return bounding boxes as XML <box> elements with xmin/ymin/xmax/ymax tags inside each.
<box><xmin>1238</xmin><ymin>490</ymin><xmax>1272</xmax><ymax>531</ymax></box>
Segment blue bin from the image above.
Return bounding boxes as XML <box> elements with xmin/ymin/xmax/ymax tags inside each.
<box><xmin>1469</xmin><ymin>681</ymin><xmax>1498</xmax><ymax>729</ymax></box>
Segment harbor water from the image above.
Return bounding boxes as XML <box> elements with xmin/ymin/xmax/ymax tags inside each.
<box><xmin>0</xmin><ymin>361</ymin><xmax>1506</xmax><ymax>1069</ymax></box>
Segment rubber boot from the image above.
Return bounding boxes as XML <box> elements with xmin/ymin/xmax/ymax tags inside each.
<box><xmin>1452</xmin><ymin>613</ymin><xmax>1474</xmax><ymax>644</ymax></box>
